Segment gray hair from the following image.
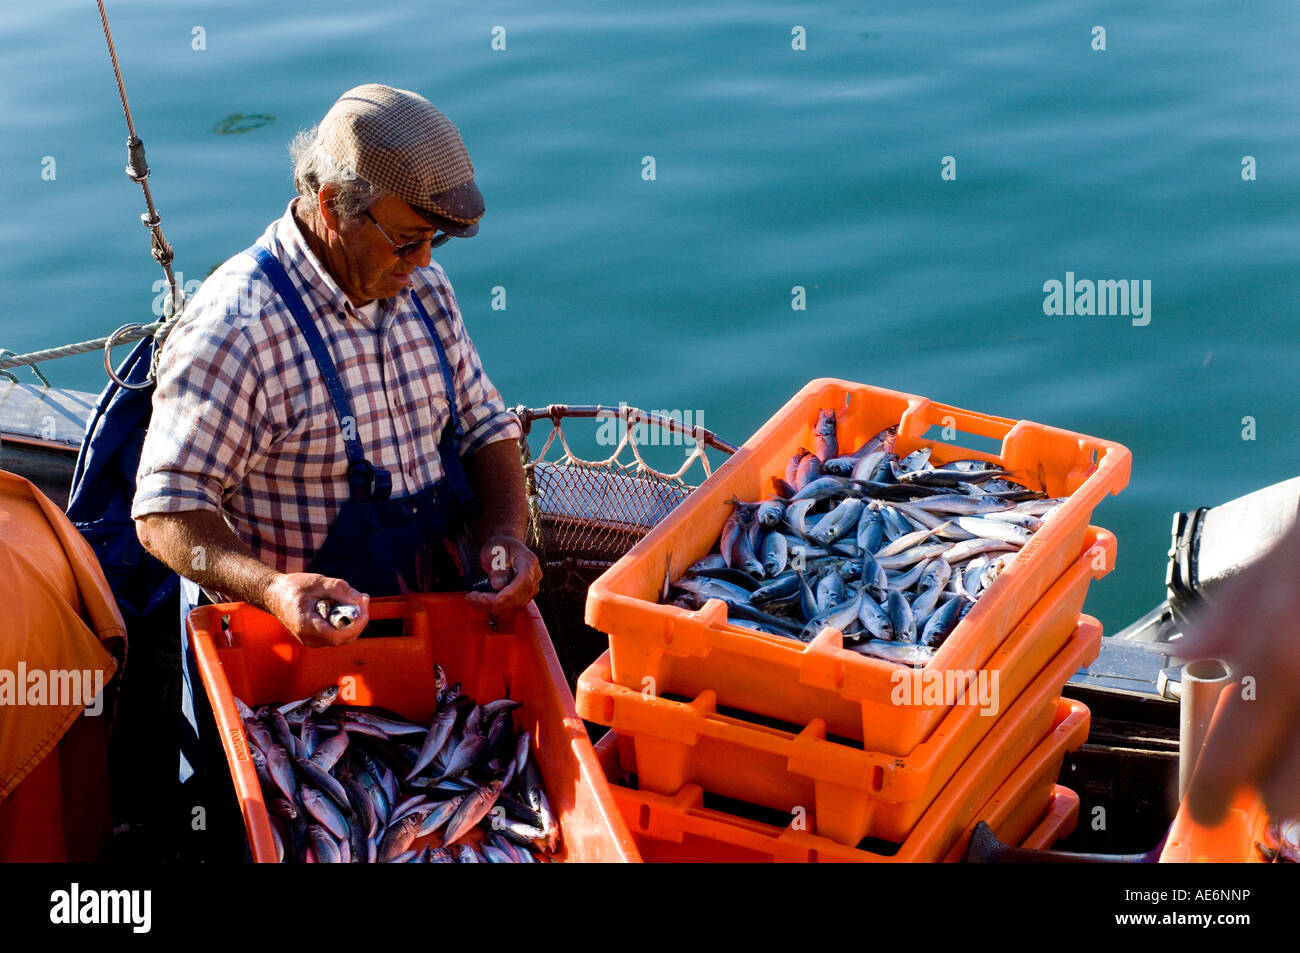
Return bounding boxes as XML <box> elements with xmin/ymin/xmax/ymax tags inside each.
<box><xmin>289</xmin><ymin>124</ymin><xmax>382</xmax><ymax>220</ymax></box>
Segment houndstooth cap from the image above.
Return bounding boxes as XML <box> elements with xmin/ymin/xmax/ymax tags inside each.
<box><xmin>317</xmin><ymin>83</ymin><xmax>484</xmax><ymax>236</ymax></box>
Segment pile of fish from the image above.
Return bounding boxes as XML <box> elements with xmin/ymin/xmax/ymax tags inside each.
<box><xmin>235</xmin><ymin>671</ymin><xmax>561</xmax><ymax>863</ymax></box>
<box><xmin>664</xmin><ymin>408</ymin><xmax>1066</xmax><ymax>665</ymax></box>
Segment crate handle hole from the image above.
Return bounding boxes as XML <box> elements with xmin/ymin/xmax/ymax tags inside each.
<box><xmin>918</xmin><ymin>424</ymin><xmax>1003</xmax><ymax>459</ymax></box>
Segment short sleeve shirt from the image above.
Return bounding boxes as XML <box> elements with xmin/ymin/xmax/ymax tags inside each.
<box><xmin>131</xmin><ymin>201</ymin><xmax>521</xmax><ymax>573</ymax></box>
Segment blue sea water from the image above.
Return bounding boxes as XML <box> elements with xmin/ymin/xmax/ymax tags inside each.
<box><xmin>4</xmin><ymin>0</ymin><xmax>1299</xmax><ymax>634</ymax></box>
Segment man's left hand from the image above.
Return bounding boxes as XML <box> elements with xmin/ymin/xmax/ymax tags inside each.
<box><xmin>466</xmin><ymin>534</ymin><xmax>542</xmax><ymax>617</ymax></box>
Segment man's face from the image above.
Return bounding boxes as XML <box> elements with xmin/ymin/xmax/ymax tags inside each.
<box><xmin>330</xmin><ymin>193</ymin><xmax>439</xmax><ymax>303</ymax></box>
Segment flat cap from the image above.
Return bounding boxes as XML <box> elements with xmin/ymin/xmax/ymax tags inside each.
<box><xmin>316</xmin><ymin>83</ymin><xmax>484</xmax><ymax>236</ymax></box>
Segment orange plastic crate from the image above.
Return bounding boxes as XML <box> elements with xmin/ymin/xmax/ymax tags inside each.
<box><xmin>187</xmin><ymin>595</ymin><xmax>641</xmax><ymax>863</ymax></box>
<box><xmin>1021</xmin><ymin>786</ymin><xmax>1080</xmax><ymax>852</ymax></box>
<box><xmin>942</xmin><ymin>757</ymin><xmax>1076</xmax><ymax>860</ymax></box>
<box><xmin>594</xmin><ymin>697</ymin><xmax>1089</xmax><ymax>862</ymax></box>
<box><xmin>613</xmin><ymin>524</ymin><xmax>1110</xmax><ymax>762</ymax></box>
<box><xmin>578</xmin><ymin>615</ymin><xmax>1100</xmax><ymax>845</ymax></box>
<box><xmin>1161</xmin><ymin>789</ymin><xmax>1271</xmax><ymax>863</ymax></box>
<box><xmin>587</xmin><ymin>379</ymin><xmax>1128</xmax><ymax>756</ymax></box>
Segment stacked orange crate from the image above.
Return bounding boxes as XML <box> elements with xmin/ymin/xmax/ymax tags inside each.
<box><xmin>578</xmin><ymin>379</ymin><xmax>1129</xmax><ymax>859</ymax></box>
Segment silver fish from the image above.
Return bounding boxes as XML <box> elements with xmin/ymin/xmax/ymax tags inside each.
<box><xmin>848</xmin><ymin>639</ymin><xmax>934</xmax><ymax>666</ymax></box>
<box><xmin>886</xmin><ymin>589</ymin><xmax>917</xmax><ymax>643</ymax></box>
<box><xmin>920</xmin><ymin>595</ymin><xmax>967</xmax><ymax>648</ymax></box>
<box><xmin>953</xmin><ymin>516</ymin><xmax>1035</xmax><ymax>546</ymax></box>
<box><xmin>808</xmin><ymin>497</ymin><xmax>865</xmax><ymax>546</ymax></box>
<box><xmin>917</xmin><ymin>557</ymin><xmax>952</xmax><ymax>593</ymax></box>
<box><xmin>815</xmin><ymin>570</ymin><xmax>846</xmax><ymax>614</ymax></box>
<box><xmin>721</xmin><ymin>511</ymin><xmax>764</xmax><ymax>577</ymax></box>
<box><xmin>315</xmin><ymin>600</ymin><xmax>361</xmax><ymax>629</ymax></box>
<box><xmin>389</xmin><ymin>794</ymin><xmax>431</xmax><ymax>824</ymax></box>
<box><xmin>294</xmin><ymin>756</ymin><xmax>351</xmax><ymax>812</ymax></box>
<box><xmin>299</xmin><ymin>717</ymin><xmax>319</xmax><ymax>759</ymax></box>
<box><xmin>813</xmin><ymin>408</ymin><xmax>839</xmax><ymax>462</ymax></box>
<box><xmin>857</xmin><ymin>595</ymin><xmax>895</xmax><ymax>641</ymax></box>
<box><xmin>850</xmin><ymin>450</ymin><xmax>888</xmax><ymax>483</ymax></box>
<box><xmin>755</xmin><ymin>498</ymin><xmax>786</xmax><ymax>528</ymax></box>
<box><xmin>266</xmin><ymin>744</ymin><xmax>297</xmax><ymax>802</ymax></box>
<box><xmin>406</xmin><ymin>704</ymin><xmax>460</xmax><ymax>781</ymax></box>
<box><xmin>301</xmin><ymin>786</ymin><xmax>350</xmax><ymax>841</ymax></box>
<box><xmin>418</xmin><ymin>794</ymin><xmax>467</xmax><ymax>837</ymax></box>
<box><xmin>672</xmin><ymin>576</ymin><xmax>753</xmax><ymax>607</ymax></box>
<box><xmin>860</xmin><ymin>549</ymin><xmax>889</xmax><ymax>599</ymax></box>
<box><xmin>909</xmin><ymin>494</ymin><xmax>1015</xmax><ymax>516</ymax></box>
<box><xmin>884</xmin><ymin>559</ymin><xmax>929</xmax><ymax>591</ymax></box>
<box><xmin>874</xmin><ymin>522</ymin><xmax>952</xmax><ymax>559</ymax></box>
<box><xmin>377</xmin><ymin>813</ymin><xmax>425</xmax><ymax>863</ymax></box>
<box><xmin>309</xmin><ymin>729</ymin><xmax>350</xmax><ymax>773</ymax></box>
<box><xmin>341</xmin><ymin>711</ymin><xmax>425</xmax><ymax>737</ymax></box>
<box><xmin>308</xmin><ymin>824</ymin><xmax>342</xmax><ymax>864</ymax></box>
<box><xmin>790</xmin><ymin>475</ymin><xmax>852</xmax><ymax>503</ymax></box>
<box><xmin>436</xmin><ymin>732</ymin><xmax>487</xmax><ymax>782</ymax></box>
<box><xmin>794</xmin><ymin>450</ymin><xmax>822</xmax><ymax>490</ymax></box>
<box><xmin>876</xmin><ymin>542</ymin><xmax>951</xmax><ymax>571</ymax></box>
<box><xmin>894</xmin><ymin>447</ymin><xmax>932</xmax><ymax>475</ymax></box>
<box><xmin>856</xmin><ymin>505</ymin><xmax>885</xmax><ymax>553</ymax></box>
<box><xmin>442</xmin><ymin>780</ymin><xmax>504</xmax><ymax>846</ymax></box>
<box><xmin>513</xmin><ymin>731</ymin><xmax>531</xmax><ymax>780</ymax></box>
<box><xmin>982</xmin><ymin>511</ymin><xmax>1044</xmax><ymax>531</ymax></box>
<box><xmin>910</xmin><ymin>583</ymin><xmax>944</xmax><ymax>623</ymax></box>
<box><xmin>943</xmin><ymin>538</ymin><xmax>1018</xmax><ymax>565</ymax></box>
<box><xmin>342</xmin><ymin>777</ymin><xmax>377</xmax><ymax>839</ymax></box>
<box><xmin>687</xmin><ymin>553</ymin><xmax>728</xmax><ymax>574</ymax></box>
<box><xmin>761</xmin><ymin>530</ymin><xmax>788</xmax><ymax>577</ymax></box>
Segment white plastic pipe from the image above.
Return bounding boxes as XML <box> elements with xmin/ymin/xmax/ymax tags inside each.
<box><xmin>1179</xmin><ymin>658</ymin><xmax>1232</xmax><ymax>800</ymax></box>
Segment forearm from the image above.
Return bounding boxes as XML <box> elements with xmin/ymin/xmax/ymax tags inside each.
<box><xmin>463</xmin><ymin>438</ymin><xmax>530</xmax><ymax>543</ymax></box>
<box><xmin>135</xmin><ymin>509</ymin><xmax>279</xmax><ymax>610</ymax></box>
<box><xmin>460</xmin><ymin>437</ymin><xmax>543</xmax><ymax>614</ymax></box>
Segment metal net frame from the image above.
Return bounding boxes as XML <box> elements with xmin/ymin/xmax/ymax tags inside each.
<box><xmin>513</xmin><ymin>404</ymin><xmax>736</xmax><ymax>685</ymax></box>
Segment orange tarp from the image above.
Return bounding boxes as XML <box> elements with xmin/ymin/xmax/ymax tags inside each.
<box><xmin>0</xmin><ymin>468</ymin><xmax>125</xmax><ymax>814</ymax></box>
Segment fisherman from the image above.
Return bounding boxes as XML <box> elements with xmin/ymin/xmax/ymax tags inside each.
<box><xmin>132</xmin><ymin>84</ymin><xmax>541</xmax><ymax>645</ymax></box>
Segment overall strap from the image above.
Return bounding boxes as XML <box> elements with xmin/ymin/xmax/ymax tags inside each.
<box><xmin>409</xmin><ymin>292</ymin><xmax>465</xmax><ymax>439</ymax></box>
<box><xmin>247</xmin><ymin>245</ymin><xmax>391</xmax><ymax>501</ymax></box>
<box><xmin>408</xmin><ymin>291</ymin><xmax>478</xmax><ymax>514</ymax></box>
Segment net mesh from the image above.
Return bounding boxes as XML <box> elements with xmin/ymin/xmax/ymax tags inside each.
<box><xmin>514</xmin><ymin>406</ymin><xmax>733</xmax><ymax>686</ymax></box>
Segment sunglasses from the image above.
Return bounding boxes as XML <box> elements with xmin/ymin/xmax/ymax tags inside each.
<box><xmin>365</xmin><ymin>209</ymin><xmax>453</xmax><ymax>258</ymax></box>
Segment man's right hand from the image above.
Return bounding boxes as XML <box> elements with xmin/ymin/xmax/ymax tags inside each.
<box><xmin>136</xmin><ymin>510</ymin><xmax>372</xmax><ymax>646</ymax></box>
<box><xmin>263</xmin><ymin>572</ymin><xmax>371</xmax><ymax>646</ymax></box>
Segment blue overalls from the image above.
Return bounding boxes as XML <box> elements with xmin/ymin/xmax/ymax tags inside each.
<box><xmin>174</xmin><ymin>246</ymin><xmax>481</xmax><ymax>783</ymax></box>
<box><xmin>246</xmin><ymin>245</ymin><xmax>480</xmax><ymax>596</ymax></box>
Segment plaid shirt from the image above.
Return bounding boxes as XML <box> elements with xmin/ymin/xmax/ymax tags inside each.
<box><xmin>132</xmin><ymin>200</ymin><xmax>521</xmax><ymax>573</ymax></box>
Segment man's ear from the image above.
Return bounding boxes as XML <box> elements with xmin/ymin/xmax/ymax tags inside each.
<box><xmin>317</xmin><ymin>184</ymin><xmax>341</xmax><ymax>232</ymax></box>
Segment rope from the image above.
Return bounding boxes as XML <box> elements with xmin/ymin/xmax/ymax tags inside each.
<box><xmin>89</xmin><ymin>0</ymin><xmax>183</xmax><ymax>389</ymax></box>
<box><xmin>0</xmin><ymin>323</ymin><xmax>161</xmax><ymax>372</ymax></box>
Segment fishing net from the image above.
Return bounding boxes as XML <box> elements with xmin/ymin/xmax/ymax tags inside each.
<box><xmin>513</xmin><ymin>405</ymin><xmax>736</xmax><ymax>686</ymax></box>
